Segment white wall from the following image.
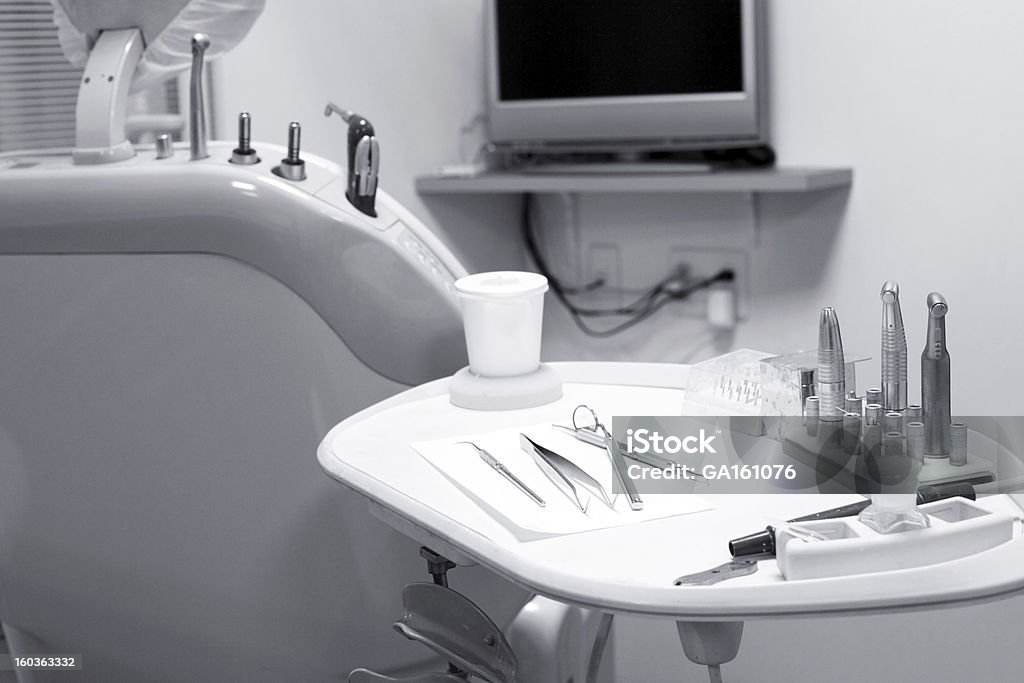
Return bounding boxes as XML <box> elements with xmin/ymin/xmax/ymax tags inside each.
<box><xmin>216</xmin><ymin>1</ymin><xmax>1024</xmax><ymax>680</ymax></box>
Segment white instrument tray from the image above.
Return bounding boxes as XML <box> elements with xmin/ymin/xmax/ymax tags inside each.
<box><xmin>777</xmin><ymin>497</ymin><xmax>1016</xmax><ymax>581</ymax></box>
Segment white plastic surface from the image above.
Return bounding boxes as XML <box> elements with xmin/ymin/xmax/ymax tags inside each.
<box><xmin>455</xmin><ymin>271</ymin><xmax>547</xmax><ymax>377</ymax></box>
<box><xmin>71</xmin><ymin>28</ymin><xmax>143</xmax><ymax>164</ymax></box>
<box><xmin>448</xmin><ymin>364</ymin><xmax>563</xmax><ymax>411</ymax></box>
<box><xmin>318</xmin><ymin>361</ymin><xmax>1024</xmax><ymax>620</ymax></box>
<box><xmin>777</xmin><ymin>497</ymin><xmax>1015</xmax><ymax>581</ymax></box>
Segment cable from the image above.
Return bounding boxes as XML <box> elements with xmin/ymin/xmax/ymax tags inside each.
<box><xmin>521</xmin><ymin>193</ymin><xmax>733</xmax><ymax>338</ymax></box>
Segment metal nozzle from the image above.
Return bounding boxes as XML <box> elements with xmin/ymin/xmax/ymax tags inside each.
<box><xmin>189</xmin><ymin>34</ymin><xmax>210</xmax><ymax>161</ymax></box>
<box><xmin>880</xmin><ymin>280</ymin><xmax>908</xmax><ymax>411</ymax></box>
<box><xmin>272</xmin><ymin>122</ymin><xmax>307</xmax><ymax>181</ymax></box>
<box><xmin>230</xmin><ymin>112</ymin><xmax>260</xmax><ymax>165</ymax></box>
<box><xmin>287</xmin><ymin>122</ymin><xmax>301</xmax><ymax>163</ymax></box>
<box><xmin>817</xmin><ymin>307</ymin><xmax>846</xmax><ymax>421</ymax></box>
<box><xmin>324</xmin><ymin>101</ymin><xmax>355</xmax><ymax>123</ymax></box>
<box><xmin>155</xmin><ymin>134</ymin><xmax>174</xmax><ymax>160</ymax></box>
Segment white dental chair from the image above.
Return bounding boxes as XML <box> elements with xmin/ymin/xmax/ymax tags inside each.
<box><xmin>0</xmin><ymin>2</ymin><xmax>600</xmax><ymax>681</ymax></box>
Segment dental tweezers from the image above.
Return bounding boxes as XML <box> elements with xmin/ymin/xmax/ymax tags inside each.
<box><xmin>520</xmin><ymin>434</ymin><xmax>614</xmax><ymax>512</ymax></box>
<box><xmin>459</xmin><ymin>442</ymin><xmax>545</xmax><ymax>508</ymax></box>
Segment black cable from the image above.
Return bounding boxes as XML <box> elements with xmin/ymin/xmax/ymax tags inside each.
<box><xmin>521</xmin><ymin>194</ymin><xmax>733</xmax><ymax>338</ymax></box>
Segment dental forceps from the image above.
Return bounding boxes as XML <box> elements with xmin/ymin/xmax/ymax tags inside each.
<box><xmin>568</xmin><ymin>405</ymin><xmax>644</xmax><ymax>511</ymax></box>
<box><xmin>458</xmin><ymin>441</ymin><xmax>545</xmax><ymax>508</ymax></box>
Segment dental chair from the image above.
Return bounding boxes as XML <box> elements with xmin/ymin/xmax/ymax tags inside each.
<box><xmin>0</xmin><ymin>3</ymin><xmax>602</xmax><ymax>681</ymax></box>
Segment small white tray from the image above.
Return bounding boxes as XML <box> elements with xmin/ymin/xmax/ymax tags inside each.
<box><xmin>777</xmin><ymin>497</ymin><xmax>1015</xmax><ymax>581</ymax></box>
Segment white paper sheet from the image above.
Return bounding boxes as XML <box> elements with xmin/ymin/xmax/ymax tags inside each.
<box><xmin>413</xmin><ymin>423</ymin><xmax>711</xmax><ymax>541</ymax></box>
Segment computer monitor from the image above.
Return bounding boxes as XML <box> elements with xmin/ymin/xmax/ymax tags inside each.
<box><xmin>485</xmin><ymin>0</ymin><xmax>768</xmax><ymax>152</ymax></box>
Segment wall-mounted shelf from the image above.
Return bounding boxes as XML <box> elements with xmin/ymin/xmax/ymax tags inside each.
<box><xmin>415</xmin><ymin>166</ymin><xmax>852</xmax><ymax>196</ymax></box>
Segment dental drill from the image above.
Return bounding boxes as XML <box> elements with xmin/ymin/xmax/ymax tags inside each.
<box><xmin>817</xmin><ymin>307</ymin><xmax>846</xmax><ymax>421</ymax></box>
<box><xmin>880</xmin><ymin>280</ymin><xmax>908</xmax><ymax>412</ymax></box>
<box><xmin>922</xmin><ymin>292</ymin><xmax>951</xmax><ymax>457</ymax></box>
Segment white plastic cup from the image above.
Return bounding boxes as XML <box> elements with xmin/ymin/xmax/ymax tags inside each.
<box><xmin>454</xmin><ymin>271</ymin><xmax>548</xmax><ymax>377</ymax></box>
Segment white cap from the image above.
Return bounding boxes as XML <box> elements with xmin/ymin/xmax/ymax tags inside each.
<box><xmin>454</xmin><ymin>271</ymin><xmax>548</xmax><ymax>300</ymax></box>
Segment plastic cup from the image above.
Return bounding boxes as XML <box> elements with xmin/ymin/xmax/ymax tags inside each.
<box><xmin>454</xmin><ymin>271</ymin><xmax>548</xmax><ymax>378</ymax></box>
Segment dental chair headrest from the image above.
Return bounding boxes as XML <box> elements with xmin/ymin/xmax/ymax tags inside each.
<box><xmin>52</xmin><ymin>0</ymin><xmax>265</xmax><ymax>93</ymax></box>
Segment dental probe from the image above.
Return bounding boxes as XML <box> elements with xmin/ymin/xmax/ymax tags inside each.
<box><xmin>458</xmin><ymin>442</ymin><xmax>545</xmax><ymax>507</ymax></box>
<box><xmin>922</xmin><ymin>292</ymin><xmax>951</xmax><ymax>457</ymax></box>
<box><xmin>880</xmin><ymin>280</ymin><xmax>908</xmax><ymax>411</ymax></box>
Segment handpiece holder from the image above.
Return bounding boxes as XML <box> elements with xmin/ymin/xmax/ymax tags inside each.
<box><xmin>325</xmin><ymin>102</ymin><xmax>379</xmax><ymax>217</ymax></box>
<box><xmin>72</xmin><ymin>29</ymin><xmax>144</xmax><ymax>165</ymax></box>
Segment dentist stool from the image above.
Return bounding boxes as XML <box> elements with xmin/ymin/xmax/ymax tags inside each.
<box><xmin>349</xmin><ymin>582</ymin><xmax>518</xmax><ymax>683</ymax></box>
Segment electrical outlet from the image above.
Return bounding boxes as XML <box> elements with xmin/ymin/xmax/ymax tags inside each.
<box><xmin>586</xmin><ymin>242</ymin><xmax>623</xmax><ymax>307</ymax></box>
<box><xmin>665</xmin><ymin>246</ymin><xmax>750</xmax><ymax>319</ymax></box>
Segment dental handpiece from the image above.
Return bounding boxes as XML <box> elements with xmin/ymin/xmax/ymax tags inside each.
<box><xmin>922</xmin><ymin>292</ymin><xmax>951</xmax><ymax>457</ymax></box>
<box><xmin>817</xmin><ymin>307</ymin><xmax>846</xmax><ymax>421</ymax></box>
<box><xmin>880</xmin><ymin>281</ymin><xmax>908</xmax><ymax>411</ymax></box>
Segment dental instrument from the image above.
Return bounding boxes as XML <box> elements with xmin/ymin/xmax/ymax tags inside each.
<box><xmin>273</xmin><ymin>122</ymin><xmax>307</xmax><ymax>181</ymax></box>
<box><xmin>907</xmin><ymin>421</ymin><xmax>926</xmax><ymax>463</ymax></box>
<box><xmin>866</xmin><ymin>387</ymin><xmax>883</xmax><ymax>406</ymax></box>
<box><xmin>458</xmin><ymin>441</ymin><xmax>545</xmax><ymax>507</ymax></box>
<box><xmin>817</xmin><ymin>307</ymin><xmax>846</xmax><ymax>421</ymax></box>
<box><xmin>189</xmin><ymin>33</ymin><xmax>210</xmax><ymax>161</ymax></box>
<box><xmin>155</xmin><ymin>134</ymin><xmax>174</xmax><ymax>160</ymax></box>
<box><xmin>552</xmin><ymin>423</ymin><xmax>709</xmax><ymax>482</ymax></box>
<box><xmin>325</xmin><ymin>102</ymin><xmax>380</xmax><ymax>217</ymax></box>
<box><xmin>843</xmin><ymin>410</ymin><xmax>862</xmax><ymax>456</ymax></box>
<box><xmin>519</xmin><ymin>434</ymin><xmax>601</xmax><ymax>512</ymax></box>
<box><xmin>922</xmin><ymin>292</ymin><xmax>951</xmax><ymax>457</ymax></box>
<box><xmin>950</xmin><ymin>423</ymin><xmax>968</xmax><ymax>467</ymax></box>
<box><xmin>845</xmin><ymin>395</ymin><xmax>864</xmax><ymax>417</ymax></box>
<box><xmin>906</xmin><ymin>404</ymin><xmax>923</xmax><ymax>422</ymax></box>
<box><xmin>674</xmin><ymin>559</ymin><xmax>758</xmax><ymax>586</ymax></box>
<box><xmin>885</xmin><ymin>411</ymin><xmax>903</xmax><ymax>435</ymax></box>
<box><xmin>880</xmin><ymin>280</ymin><xmax>908</xmax><ymax>412</ymax></box>
<box><xmin>804</xmin><ymin>396</ymin><xmax>820</xmax><ymax>436</ymax></box>
<box><xmin>230</xmin><ymin>112</ymin><xmax>260</xmax><ymax>165</ymax></box>
<box><xmin>727</xmin><ymin>482</ymin><xmax>976</xmax><ymax>559</ymax></box>
<box><xmin>573</xmin><ymin>405</ymin><xmax>644</xmax><ymax>510</ymax></box>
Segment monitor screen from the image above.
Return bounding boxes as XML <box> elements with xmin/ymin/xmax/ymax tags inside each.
<box><xmin>496</xmin><ymin>0</ymin><xmax>745</xmax><ymax>102</ymax></box>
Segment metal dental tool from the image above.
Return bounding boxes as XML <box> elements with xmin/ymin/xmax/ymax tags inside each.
<box><xmin>674</xmin><ymin>559</ymin><xmax>758</xmax><ymax>586</ymax></box>
<box><xmin>817</xmin><ymin>307</ymin><xmax>846</xmax><ymax>421</ymax></box>
<box><xmin>458</xmin><ymin>442</ymin><xmax>545</xmax><ymax>507</ymax></box>
<box><xmin>866</xmin><ymin>388</ymin><xmax>883</xmax><ymax>406</ymax></box>
<box><xmin>880</xmin><ymin>280</ymin><xmax>908</xmax><ymax>412</ymax></box>
<box><xmin>519</xmin><ymin>434</ymin><xmax>607</xmax><ymax>512</ymax></box>
<box><xmin>189</xmin><ymin>34</ymin><xmax>210</xmax><ymax>161</ymax></box>
<box><xmin>573</xmin><ymin>406</ymin><xmax>643</xmax><ymax>511</ymax></box>
<box><xmin>325</xmin><ymin>102</ymin><xmax>380</xmax><ymax>217</ymax></box>
<box><xmin>922</xmin><ymin>292</ymin><xmax>951</xmax><ymax>457</ymax></box>
<box><xmin>230</xmin><ymin>112</ymin><xmax>260</xmax><ymax>165</ymax></box>
<box><xmin>552</xmin><ymin>424</ymin><xmax>709</xmax><ymax>484</ymax></box>
<box><xmin>272</xmin><ymin>122</ymin><xmax>307</xmax><ymax>181</ymax></box>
